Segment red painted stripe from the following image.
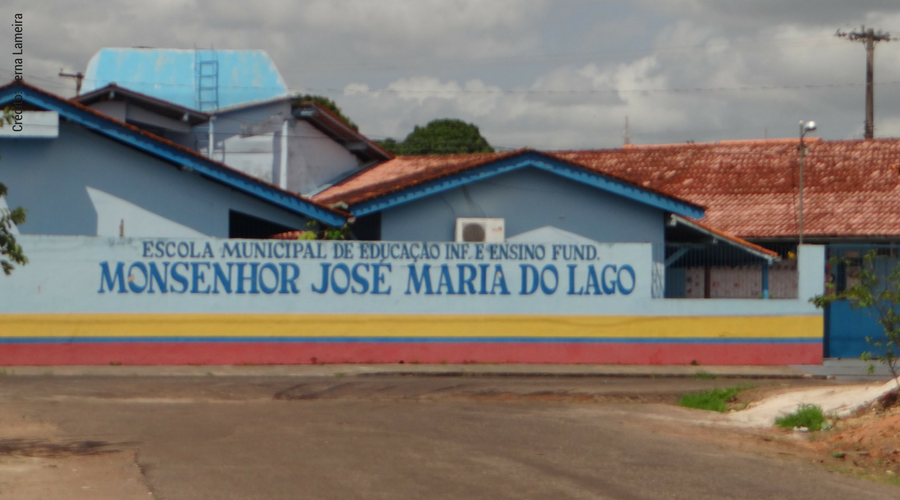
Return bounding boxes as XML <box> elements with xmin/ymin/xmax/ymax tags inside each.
<box><xmin>0</xmin><ymin>342</ymin><xmax>822</xmax><ymax>366</ymax></box>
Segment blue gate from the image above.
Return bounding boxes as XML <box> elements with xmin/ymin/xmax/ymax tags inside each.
<box><xmin>824</xmin><ymin>245</ymin><xmax>899</xmax><ymax>358</ymax></box>
<box><xmin>824</xmin><ymin>301</ymin><xmax>885</xmax><ymax>358</ymax></box>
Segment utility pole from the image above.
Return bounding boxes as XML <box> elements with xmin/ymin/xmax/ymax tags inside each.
<box><xmin>836</xmin><ymin>26</ymin><xmax>894</xmax><ymax>139</ymax></box>
<box><xmin>58</xmin><ymin>70</ymin><xmax>84</xmax><ymax>96</ymax></box>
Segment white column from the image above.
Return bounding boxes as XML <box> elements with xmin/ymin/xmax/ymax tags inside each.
<box><xmin>280</xmin><ymin>119</ymin><xmax>289</xmax><ymax>190</ymax></box>
<box><xmin>797</xmin><ymin>244</ymin><xmax>826</xmax><ymax>303</ymax></box>
<box><xmin>208</xmin><ymin>116</ymin><xmax>215</xmax><ymax>159</ymax></box>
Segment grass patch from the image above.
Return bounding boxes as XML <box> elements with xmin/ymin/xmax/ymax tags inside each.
<box><xmin>678</xmin><ymin>384</ymin><xmax>753</xmax><ymax>412</ymax></box>
<box><xmin>693</xmin><ymin>371</ymin><xmax>716</xmax><ymax>379</ymax></box>
<box><xmin>775</xmin><ymin>404</ymin><xmax>826</xmax><ymax>431</ymax></box>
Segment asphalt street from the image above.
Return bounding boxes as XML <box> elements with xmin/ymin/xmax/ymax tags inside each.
<box><xmin>0</xmin><ymin>375</ymin><xmax>896</xmax><ymax>500</ymax></box>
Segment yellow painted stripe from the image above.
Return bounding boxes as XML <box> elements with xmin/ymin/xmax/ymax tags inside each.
<box><xmin>1</xmin><ymin>314</ymin><xmax>823</xmax><ymax>339</ymax></box>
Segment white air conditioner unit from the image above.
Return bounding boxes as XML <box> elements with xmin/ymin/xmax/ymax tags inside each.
<box><xmin>455</xmin><ymin>218</ymin><xmax>505</xmax><ymax>243</ymax></box>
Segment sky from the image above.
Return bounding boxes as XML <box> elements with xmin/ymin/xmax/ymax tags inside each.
<box><xmin>2</xmin><ymin>0</ymin><xmax>900</xmax><ymax>150</ymax></box>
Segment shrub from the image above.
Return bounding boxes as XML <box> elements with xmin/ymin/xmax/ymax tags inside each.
<box><xmin>775</xmin><ymin>404</ymin><xmax>826</xmax><ymax>431</ymax></box>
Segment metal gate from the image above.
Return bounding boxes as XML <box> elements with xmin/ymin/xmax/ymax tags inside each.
<box><xmin>824</xmin><ymin>244</ymin><xmax>899</xmax><ymax>358</ymax></box>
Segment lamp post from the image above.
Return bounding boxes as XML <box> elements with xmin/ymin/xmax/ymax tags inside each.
<box><xmin>798</xmin><ymin>120</ymin><xmax>817</xmax><ymax>246</ymax></box>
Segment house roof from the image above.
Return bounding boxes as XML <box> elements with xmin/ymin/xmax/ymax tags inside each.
<box><xmin>213</xmin><ymin>93</ymin><xmax>298</xmax><ymax>114</ymax></box>
<box><xmin>315</xmin><ymin>150</ymin><xmax>515</xmax><ymax>206</ymax></box>
<box><xmin>667</xmin><ymin>215</ymin><xmax>779</xmax><ymax>263</ymax></box>
<box><xmin>72</xmin><ymin>83</ymin><xmax>210</xmax><ymax>126</ymax></box>
<box><xmin>316</xmin><ymin>137</ymin><xmax>900</xmax><ymax>240</ymax></box>
<box><xmin>292</xmin><ymin>102</ymin><xmax>393</xmax><ymax>163</ymax></box>
<box><xmin>552</xmin><ymin>138</ymin><xmax>900</xmax><ymax>240</ymax></box>
<box><xmin>210</xmin><ymin>95</ymin><xmax>392</xmax><ymax>164</ymax></box>
<box><xmin>314</xmin><ymin>149</ymin><xmax>705</xmax><ymax>219</ymax></box>
<box><xmin>0</xmin><ymin>80</ymin><xmax>346</xmax><ymax>227</ymax></box>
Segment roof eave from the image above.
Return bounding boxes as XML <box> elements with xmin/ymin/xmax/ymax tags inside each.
<box><xmin>72</xmin><ymin>84</ymin><xmax>210</xmax><ymax>125</ymax></box>
<box><xmin>670</xmin><ymin>215</ymin><xmax>779</xmax><ymax>263</ymax></box>
<box><xmin>292</xmin><ymin>104</ymin><xmax>393</xmax><ymax>163</ymax></box>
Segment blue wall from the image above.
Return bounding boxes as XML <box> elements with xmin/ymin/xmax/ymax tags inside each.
<box><xmin>380</xmin><ymin>168</ymin><xmax>665</xmax><ymax>252</ymax></box>
<box><xmin>1</xmin><ymin>122</ymin><xmax>310</xmax><ymax>237</ymax></box>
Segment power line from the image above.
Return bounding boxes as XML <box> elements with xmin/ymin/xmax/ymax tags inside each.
<box><xmin>3</xmin><ymin>67</ymin><xmax>897</xmax><ymax>97</ymax></box>
<box><xmin>308</xmin><ymin>81</ymin><xmax>900</xmax><ymax>95</ymax></box>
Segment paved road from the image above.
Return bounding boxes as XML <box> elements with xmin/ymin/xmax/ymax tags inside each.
<box><xmin>0</xmin><ymin>375</ymin><xmax>896</xmax><ymax>500</ymax></box>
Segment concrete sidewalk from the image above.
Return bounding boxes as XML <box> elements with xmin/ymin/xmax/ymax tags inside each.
<box><xmin>791</xmin><ymin>358</ymin><xmax>898</xmax><ymax>381</ymax></box>
<box><xmin>0</xmin><ymin>363</ymin><xmax>827</xmax><ymax>379</ymax></box>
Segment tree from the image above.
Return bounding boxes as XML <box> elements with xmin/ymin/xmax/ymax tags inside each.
<box><xmin>378</xmin><ymin>119</ymin><xmax>494</xmax><ymax>156</ymax></box>
<box><xmin>812</xmin><ymin>250</ymin><xmax>900</xmax><ymax>390</ymax></box>
<box><xmin>292</xmin><ymin>95</ymin><xmax>359</xmax><ymax>131</ymax></box>
<box><xmin>292</xmin><ymin>220</ymin><xmax>351</xmax><ymax>241</ymax></box>
<box><xmin>0</xmin><ymin>106</ymin><xmax>27</xmax><ymax>275</ymax></box>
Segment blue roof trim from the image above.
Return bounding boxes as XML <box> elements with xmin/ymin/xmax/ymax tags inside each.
<box><xmin>350</xmin><ymin>151</ymin><xmax>704</xmax><ymax>219</ymax></box>
<box><xmin>0</xmin><ymin>86</ymin><xmax>345</xmax><ymax>227</ymax></box>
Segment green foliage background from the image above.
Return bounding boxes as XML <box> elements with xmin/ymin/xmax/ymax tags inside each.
<box><xmin>1</xmin><ymin>106</ymin><xmax>27</xmax><ymax>275</ymax></box>
<box><xmin>378</xmin><ymin>119</ymin><xmax>494</xmax><ymax>156</ymax></box>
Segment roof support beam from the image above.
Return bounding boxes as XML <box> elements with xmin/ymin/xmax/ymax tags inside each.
<box><xmin>665</xmin><ymin>247</ymin><xmax>690</xmax><ymax>267</ymax></box>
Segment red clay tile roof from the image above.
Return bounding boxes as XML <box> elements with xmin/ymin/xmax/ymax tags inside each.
<box><xmin>317</xmin><ymin>138</ymin><xmax>900</xmax><ymax>240</ymax></box>
<box><xmin>314</xmin><ymin>150</ymin><xmax>527</xmax><ymax>206</ymax></box>
<box><xmin>314</xmin><ymin>149</ymin><xmax>703</xmax><ymax>214</ymax></box>
<box><xmin>552</xmin><ymin>138</ymin><xmax>900</xmax><ymax>239</ymax></box>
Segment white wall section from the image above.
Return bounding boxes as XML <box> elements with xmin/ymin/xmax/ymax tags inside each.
<box><xmin>86</xmin><ymin>187</ymin><xmax>207</xmax><ymax>238</ymax></box>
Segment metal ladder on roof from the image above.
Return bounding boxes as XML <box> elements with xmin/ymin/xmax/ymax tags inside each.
<box><xmin>194</xmin><ymin>48</ymin><xmax>224</xmax><ymax>161</ymax></box>
<box><xmin>195</xmin><ymin>48</ymin><xmax>219</xmax><ymax>112</ymax></box>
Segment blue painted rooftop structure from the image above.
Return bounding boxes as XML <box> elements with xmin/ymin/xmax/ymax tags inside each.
<box><xmin>82</xmin><ymin>48</ymin><xmax>289</xmax><ymax>111</ymax></box>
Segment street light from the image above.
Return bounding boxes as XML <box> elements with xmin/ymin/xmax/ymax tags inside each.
<box><xmin>798</xmin><ymin>120</ymin><xmax>817</xmax><ymax>246</ymax></box>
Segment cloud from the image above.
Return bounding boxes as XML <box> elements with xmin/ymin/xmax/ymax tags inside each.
<box><xmin>340</xmin><ymin>55</ymin><xmax>692</xmax><ymax>149</ymax></box>
<box><xmin>3</xmin><ymin>0</ymin><xmax>900</xmax><ymax>150</ymax></box>
<box><xmin>636</xmin><ymin>1</ymin><xmax>900</xmax><ymax>30</ymax></box>
<box><xmin>338</xmin><ymin>13</ymin><xmax>900</xmax><ymax>150</ymax></box>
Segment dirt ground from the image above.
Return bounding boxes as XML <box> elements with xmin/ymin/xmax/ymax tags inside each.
<box><xmin>732</xmin><ymin>383</ymin><xmax>900</xmax><ymax>484</ymax></box>
<box><xmin>805</xmin><ymin>395</ymin><xmax>900</xmax><ymax>483</ymax></box>
<box><xmin>632</xmin><ymin>383</ymin><xmax>900</xmax><ymax>487</ymax></box>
